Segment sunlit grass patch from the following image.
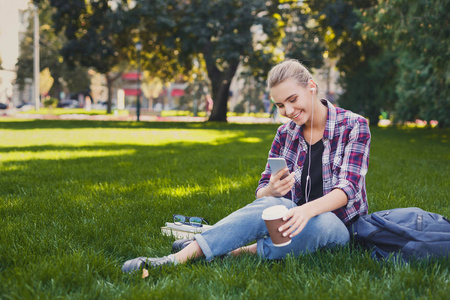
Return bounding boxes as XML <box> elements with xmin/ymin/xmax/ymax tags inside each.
<box><xmin>0</xmin><ymin>128</ymin><xmax>240</xmax><ymax>147</ymax></box>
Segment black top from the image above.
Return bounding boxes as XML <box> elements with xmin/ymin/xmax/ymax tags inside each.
<box><xmin>299</xmin><ymin>139</ymin><xmax>324</xmax><ymax>205</ymax></box>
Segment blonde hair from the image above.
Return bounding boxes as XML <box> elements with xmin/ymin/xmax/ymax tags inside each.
<box><xmin>267</xmin><ymin>59</ymin><xmax>314</xmax><ymax>90</ymax></box>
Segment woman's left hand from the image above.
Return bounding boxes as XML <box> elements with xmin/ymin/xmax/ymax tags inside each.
<box><xmin>278</xmin><ymin>206</ymin><xmax>314</xmax><ymax>238</ymax></box>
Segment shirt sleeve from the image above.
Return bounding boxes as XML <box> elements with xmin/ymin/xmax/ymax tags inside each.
<box><xmin>333</xmin><ymin>117</ymin><xmax>371</xmax><ymax>208</ymax></box>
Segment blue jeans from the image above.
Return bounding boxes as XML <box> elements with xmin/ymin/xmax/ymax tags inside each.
<box><xmin>194</xmin><ymin>196</ymin><xmax>349</xmax><ymax>261</ymax></box>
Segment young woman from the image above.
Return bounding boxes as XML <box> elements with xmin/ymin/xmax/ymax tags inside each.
<box><xmin>122</xmin><ymin>59</ymin><xmax>371</xmax><ymax>276</ymax></box>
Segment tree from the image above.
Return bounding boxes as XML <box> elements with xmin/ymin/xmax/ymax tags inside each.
<box><xmin>362</xmin><ymin>0</ymin><xmax>450</xmax><ymax>127</ymax></box>
<box><xmin>308</xmin><ymin>0</ymin><xmax>449</xmax><ymax>127</ymax></box>
<box><xmin>134</xmin><ymin>0</ymin><xmax>311</xmax><ymax>122</ymax></box>
<box><xmin>337</xmin><ymin>50</ymin><xmax>398</xmax><ymax>125</ymax></box>
<box><xmin>307</xmin><ymin>0</ymin><xmax>372</xmax><ymax>72</ymax></box>
<box><xmin>306</xmin><ymin>0</ymin><xmax>396</xmax><ymax>125</ymax></box>
<box><xmin>38</xmin><ymin>0</ymin><xmax>326</xmax><ymax>120</ymax></box>
<box><xmin>39</xmin><ymin>68</ymin><xmax>54</xmax><ymax>96</ymax></box>
<box><xmin>43</xmin><ymin>0</ymin><xmax>134</xmax><ymax>113</ymax></box>
<box><xmin>282</xmin><ymin>6</ymin><xmax>326</xmax><ymax>70</ymax></box>
<box><xmin>17</xmin><ymin>0</ymin><xmax>90</xmax><ymax>101</ymax></box>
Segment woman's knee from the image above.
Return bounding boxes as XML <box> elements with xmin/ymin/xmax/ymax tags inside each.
<box><xmin>310</xmin><ymin>212</ymin><xmax>349</xmax><ymax>244</ymax></box>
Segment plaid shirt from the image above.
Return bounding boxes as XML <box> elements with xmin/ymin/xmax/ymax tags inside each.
<box><xmin>256</xmin><ymin>100</ymin><xmax>371</xmax><ymax>226</ymax></box>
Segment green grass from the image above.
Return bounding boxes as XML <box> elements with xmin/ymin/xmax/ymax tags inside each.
<box><xmin>0</xmin><ymin>119</ymin><xmax>449</xmax><ymax>299</ymax></box>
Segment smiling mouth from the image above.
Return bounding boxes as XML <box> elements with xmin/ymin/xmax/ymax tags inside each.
<box><xmin>290</xmin><ymin>111</ymin><xmax>301</xmax><ymax>120</ymax></box>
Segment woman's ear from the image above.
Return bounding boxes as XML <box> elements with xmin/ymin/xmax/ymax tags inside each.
<box><xmin>309</xmin><ymin>80</ymin><xmax>317</xmax><ymax>92</ymax></box>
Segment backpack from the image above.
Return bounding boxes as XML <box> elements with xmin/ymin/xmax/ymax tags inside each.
<box><xmin>350</xmin><ymin>207</ymin><xmax>450</xmax><ymax>261</ymax></box>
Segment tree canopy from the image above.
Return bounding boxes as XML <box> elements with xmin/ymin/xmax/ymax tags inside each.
<box><xmin>28</xmin><ymin>0</ymin><xmax>450</xmax><ymax>126</ymax></box>
<box><xmin>133</xmin><ymin>0</ymin><xmax>317</xmax><ymax>121</ymax></box>
<box><xmin>35</xmin><ymin>0</ymin><xmax>133</xmax><ymax>113</ymax></box>
<box><xmin>16</xmin><ymin>0</ymin><xmax>90</xmax><ymax>101</ymax></box>
<box><xmin>309</xmin><ymin>0</ymin><xmax>449</xmax><ymax>127</ymax></box>
<box><xmin>362</xmin><ymin>0</ymin><xmax>450</xmax><ymax>127</ymax></box>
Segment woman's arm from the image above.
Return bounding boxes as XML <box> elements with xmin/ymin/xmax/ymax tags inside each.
<box><xmin>278</xmin><ymin>188</ymin><xmax>348</xmax><ymax>238</ymax></box>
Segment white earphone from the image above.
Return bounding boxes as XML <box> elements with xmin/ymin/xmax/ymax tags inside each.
<box><xmin>291</xmin><ymin>82</ymin><xmax>317</xmax><ymax>206</ymax></box>
<box><xmin>305</xmin><ymin>84</ymin><xmax>316</xmax><ymax>203</ymax></box>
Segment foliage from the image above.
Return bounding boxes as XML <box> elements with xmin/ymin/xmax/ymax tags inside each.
<box><xmin>234</xmin><ymin>74</ymin><xmax>267</xmax><ymax>114</ymax></box>
<box><xmin>16</xmin><ymin>0</ymin><xmax>90</xmax><ymax>99</ymax></box>
<box><xmin>35</xmin><ymin>0</ymin><xmax>324</xmax><ymax>122</ymax></box>
<box><xmin>47</xmin><ymin>0</ymin><xmax>118</xmax><ymax>74</ymax></box>
<box><xmin>141</xmin><ymin>73</ymin><xmax>164</xmax><ymax>100</ymax></box>
<box><xmin>0</xmin><ymin>120</ymin><xmax>449</xmax><ymax>298</ymax></box>
<box><xmin>178</xmin><ymin>77</ymin><xmax>211</xmax><ymax>115</ymax></box>
<box><xmin>338</xmin><ymin>50</ymin><xmax>398</xmax><ymax>125</ymax></box>
<box><xmin>281</xmin><ymin>7</ymin><xmax>325</xmax><ymax>69</ymax></box>
<box><xmin>362</xmin><ymin>0</ymin><xmax>450</xmax><ymax>127</ymax></box>
<box><xmin>29</xmin><ymin>0</ymin><xmax>449</xmax><ymax>126</ymax></box>
<box><xmin>39</xmin><ymin>67</ymin><xmax>54</xmax><ymax>96</ymax></box>
<box><xmin>305</xmin><ymin>0</ymin><xmax>394</xmax><ymax>125</ymax></box>
<box><xmin>308</xmin><ymin>0</ymin><xmax>378</xmax><ymax>72</ymax></box>
<box><xmin>134</xmin><ymin>0</ymin><xmax>320</xmax><ymax>121</ymax></box>
<box><xmin>42</xmin><ymin>97</ymin><xmax>58</xmax><ymax>107</ymax></box>
<box><xmin>42</xmin><ymin>0</ymin><xmax>134</xmax><ymax>113</ymax></box>
<box><xmin>306</xmin><ymin>0</ymin><xmax>450</xmax><ymax>127</ymax></box>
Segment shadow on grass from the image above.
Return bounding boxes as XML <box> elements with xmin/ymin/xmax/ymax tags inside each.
<box><xmin>0</xmin><ymin>119</ymin><xmax>280</xmax><ymax>131</ymax></box>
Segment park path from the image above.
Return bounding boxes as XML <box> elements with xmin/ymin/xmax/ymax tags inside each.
<box><xmin>1</xmin><ymin>109</ymin><xmax>281</xmax><ymax>124</ymax></box>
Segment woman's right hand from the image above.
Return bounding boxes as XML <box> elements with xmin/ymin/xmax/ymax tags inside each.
<box><xmin>259</xmin><ymin>168</ymin><xmax>295</xmax><ymax>198</ymax></box>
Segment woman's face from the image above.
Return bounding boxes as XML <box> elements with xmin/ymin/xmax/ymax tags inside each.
<box><xmin>270</xmin><ymin>77</ymin><xmax>314</xmax><ymax>127</ymax></box>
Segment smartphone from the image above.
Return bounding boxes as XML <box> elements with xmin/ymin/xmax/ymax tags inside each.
<box><xmin>268</xmin><ymin>157</ymin><xmax>289</xmax><ymax>179</ymax></box>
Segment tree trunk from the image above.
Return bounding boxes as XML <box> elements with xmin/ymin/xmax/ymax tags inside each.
<box><xmin>106</xmin><ymin>74</ymin><xmax>113</xmax><ymax>114</ymax></box>
<box><xmin>105</xmin><ymin>72</ymin><xmax>122</xmax><ymax>114</ymax></box>
<box><xmin>208</xmin><ymin>78</ymin><xmax>231</xmax><ymax>122</ymax></box>
<box><xmin>207</xmin><ymin>61</ymin><xmax>239</xmax><ymax>122</ymax></box>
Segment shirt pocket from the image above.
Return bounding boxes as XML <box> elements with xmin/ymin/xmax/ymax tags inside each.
<box><xmin>322</xmin><ymin>162</ymin><xmax>333</xmax><ymax>192</ymax></box>
<box><xmin>331</xmin><ymin>155</ymin><xmax>343</xmax><ymax>186</ymax></box>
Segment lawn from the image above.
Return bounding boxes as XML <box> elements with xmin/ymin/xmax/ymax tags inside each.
<box><xmin>0</xmin><ymin>119</ymin><xmax>449</xmax><ymax>299</ymax></box>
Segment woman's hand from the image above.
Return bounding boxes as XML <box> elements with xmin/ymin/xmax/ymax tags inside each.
<box><xmin>278</xmin><ymin>205</ymin><xmax>314</xmax><ymax>238</ymax></box>
<box><xmin>276</xmin><ymin>189</ymin><xmax>349</xmax><ymax>238</ymax></box>
<box><xmin>265</xmin><ymin>168</ymin><xmax>295</xmax><ymax>197</ymax></box>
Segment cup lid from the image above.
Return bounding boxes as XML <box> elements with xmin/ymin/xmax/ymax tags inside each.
<box><xmin>262</xmin><ymin>205</ymin><xmax>288</xmax><ymax>220</ymax></box>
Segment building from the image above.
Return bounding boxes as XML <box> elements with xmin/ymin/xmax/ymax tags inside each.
<box><xmin>0</xmin><ymin>0</ymin><xmax>30</xmax><ymax>106</ymax></box>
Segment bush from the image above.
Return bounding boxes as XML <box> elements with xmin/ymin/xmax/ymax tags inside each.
<box><xmin>43</xmin><ymin>97</ymin><xmax>58</xmax><ymax>108</ymax></box>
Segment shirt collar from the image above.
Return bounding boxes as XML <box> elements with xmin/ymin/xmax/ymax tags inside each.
<box><xmin>322</xmin><ymin>99</ymin><xmax>336</xmax><ymax>140</ymax></box>
<box><xmin>290</xmin><ymin>99</ymin><xmax>336</xmax><ymax>141</ymax></box>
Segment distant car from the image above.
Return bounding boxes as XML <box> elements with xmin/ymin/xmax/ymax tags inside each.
<box><xmin>57</xmin><ymin>99</ymin><xmax>79</xmax><ymax>108</ymax></box>
<box><xmin>16</xmin><ymin>102</ymin><xmax>34</xmax><ymax>111</ymax></box>
<box><xmin>0</xmin><ymin>103</ymin><xmax>8</xmax><ymax>109</ymax></box>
